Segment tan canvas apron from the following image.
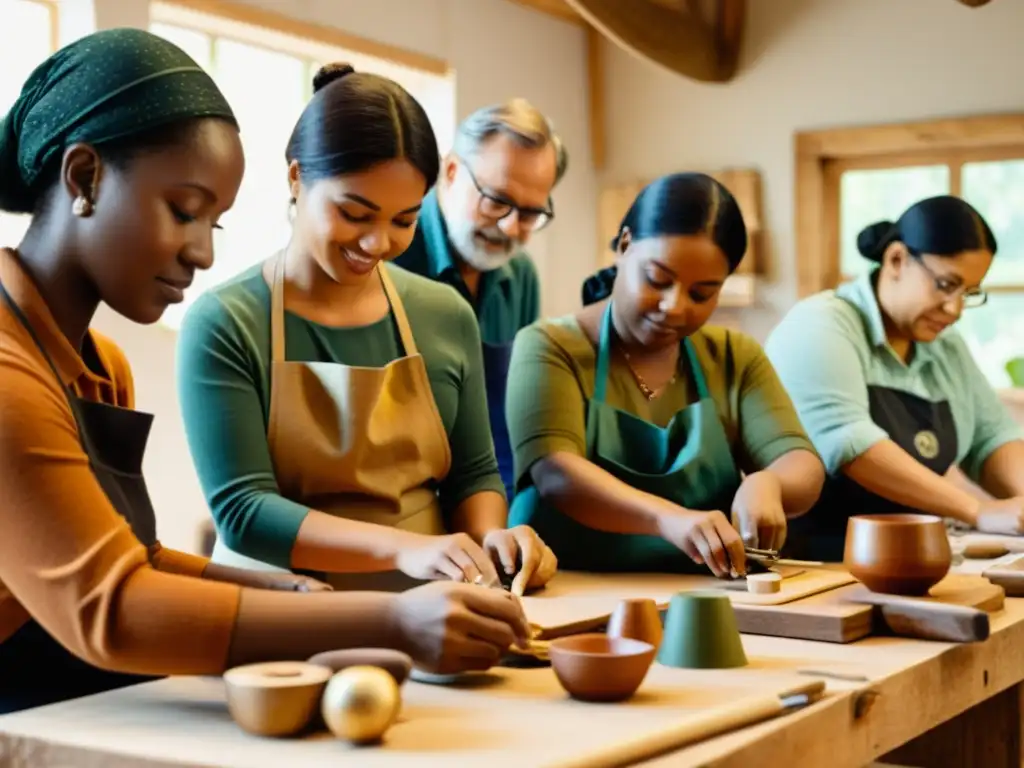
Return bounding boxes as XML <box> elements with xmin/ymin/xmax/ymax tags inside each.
<box><xmin>211</xmin><ymin>254</ymin><xmax>453</xmax><ymax>591</ymax></box>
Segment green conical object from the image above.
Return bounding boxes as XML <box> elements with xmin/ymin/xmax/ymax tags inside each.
<box><xmin>657</xmin><ymin>590</ymin><xmax>748</xmax><ymax>669</ymax></box>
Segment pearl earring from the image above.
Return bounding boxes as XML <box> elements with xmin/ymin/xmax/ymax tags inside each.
<box><xmin>72</xmin><ymin>195</ymin><xmax>94</xmax><ymax>218</ymax></box>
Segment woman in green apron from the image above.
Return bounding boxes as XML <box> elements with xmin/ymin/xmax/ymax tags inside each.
<box><xmin>176</xmin><ymin>64</ymin><xmax>557</xmax><ymax>596</ymax></box>
<box><xmin>0</xmin><ymin>30</ymin><xmax>530</xmax><ymax>714</ymax></box>
<box><xmin>765</xmin><ymin>196</ymin><xmax>1024</xmax><ymax>561</ymax></box>
<box><xmin>506</xmin><ymin>173</ymin><xmax>824</xmax><ymax>576</ymax></box>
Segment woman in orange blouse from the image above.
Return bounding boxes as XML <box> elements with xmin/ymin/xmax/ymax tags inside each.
<box><xmin>0</xmin><ymin>28</ymin><xmax>528</xmax><ymax>713</ymax></box>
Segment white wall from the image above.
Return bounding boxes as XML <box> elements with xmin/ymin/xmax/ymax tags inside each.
<box><xmin>601</xmin><ymin>0</ymin><xmax>1024</xmax><ymax>338</ymax></box>
<box><xmin>82</xmin><ymin>0</ymin><xmax>595</xmax><ymax>552</ymax></box>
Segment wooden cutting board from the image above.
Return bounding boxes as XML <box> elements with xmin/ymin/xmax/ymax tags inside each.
<box><xmin>523</xmin><ymin>572</ymin><xmax>1003</xmax><ymax>645</ymax></box>
<box><xmin>737</xmin><ymin>573</ymin><xmax>1005</xmax><ymax>643</ymax></box>
<box><xmin>522</xmin><ymin>568</ymin><xmax>855</xmax><ymax>641</ymax></box>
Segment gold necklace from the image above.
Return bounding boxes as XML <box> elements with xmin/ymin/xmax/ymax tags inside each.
<box><xmin>620</xmin><ymin>348</ymin><xmax>677</xmax><ymax>401</ymax></box>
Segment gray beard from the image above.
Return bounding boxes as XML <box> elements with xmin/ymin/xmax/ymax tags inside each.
<box><xmin>447</xmin><ymin>221</ymin><xmax>517</xmax><ymax>273</ymax></box>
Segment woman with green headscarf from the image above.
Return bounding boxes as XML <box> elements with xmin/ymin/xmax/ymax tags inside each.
<box><xmin>0</xmin><ymin>28</ymin><xmax>529</xmax><ymax>713</ymax></box>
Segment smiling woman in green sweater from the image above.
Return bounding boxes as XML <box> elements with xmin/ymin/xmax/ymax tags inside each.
<box><xmin>176</xmin><ymin>64</ymin><xmax>556</xmax><ymax>595</ymax></box>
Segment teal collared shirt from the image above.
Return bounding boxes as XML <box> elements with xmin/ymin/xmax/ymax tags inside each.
<box><xmin>393</xmin><ymin>190</ymin><xmax>540</xmax><ymax>346</ymax></box>
<box><xmin>764</xmin><ymin>269</ymin><xmax>1022</xmax><ymax>482</ymax></box>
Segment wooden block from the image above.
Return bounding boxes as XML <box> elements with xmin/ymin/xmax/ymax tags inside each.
<box><xmin>746</xmin><ymin>573</ymin><xmax>782</xmax><ymax>594</ymax></box>
<box><xmin>983</xmin><ymin>554</ymin><xmax>1024</xmax><ymax>596</ymax></box>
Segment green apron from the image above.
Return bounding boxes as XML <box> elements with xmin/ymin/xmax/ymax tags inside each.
<box><xmin>508</xmin><ymin>303</ymin><xmax>743</xmax><ymax>572</ymax></box>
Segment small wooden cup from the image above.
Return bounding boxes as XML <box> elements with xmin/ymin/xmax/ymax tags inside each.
<box><xmin>607</xmin><ymin>598</ymin><xmax>663</xmax><ymax>650</ymax></box>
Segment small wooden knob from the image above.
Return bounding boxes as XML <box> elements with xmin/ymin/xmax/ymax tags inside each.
<box><xmin>746</xmin><ymin>572</ymin><xmax>782</xmax><ymax>594</ymax></box>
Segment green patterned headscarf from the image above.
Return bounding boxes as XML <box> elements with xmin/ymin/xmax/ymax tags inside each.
<box><xmin>0</xmin><ymin>27</ymin><xmax>237</xmax><ymax>214</ymax></box>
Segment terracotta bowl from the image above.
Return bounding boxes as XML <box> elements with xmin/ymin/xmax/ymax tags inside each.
<box><xmin>548</xmin><ymin>634</ymin><xmax>656</xmax><ymax>702</ymax></box>
<box><xmin>844</xmin><ymin>514</ymin><xmax>952</xmax><ymax>595</ymax></box>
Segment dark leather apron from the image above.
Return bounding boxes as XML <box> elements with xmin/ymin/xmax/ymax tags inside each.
<box><xmin>784</xmin><ymin>299</ymin><xmax>958</xmax><ymax>562</ymax></box>
<box><xmin>0</xmin><ymin>282</ymin><xmax>160</xmax><ymax>713</ymax></box>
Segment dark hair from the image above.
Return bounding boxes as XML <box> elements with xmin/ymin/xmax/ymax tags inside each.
<box><xmin>3</xmin><ymin>120</ymin><xmax>224</xmax><ymax>216</ymax></box>
<box><xmin>582</xmin><ymin>172</ymin><xmax>748</xmax><ymax>306</ymax></box>
<box><xmin>857</xmin><ymin>195</ymin><xmax>997</xmax><ymax>263</ymax></box>
<box><xmin>285</xmin><ymin>63</ymin><xmax>440</xmax><ymax>194</ymax></box>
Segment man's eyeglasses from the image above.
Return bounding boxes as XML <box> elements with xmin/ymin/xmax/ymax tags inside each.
<box><xmin>457</xmin><ymin>157</ymin><xmax>554</xmax><ymax>233</ymax></box>
<box><xmin>908</xmin><ymin>249</ymin><xmax>987</xmax><ymax>309</ymax></box>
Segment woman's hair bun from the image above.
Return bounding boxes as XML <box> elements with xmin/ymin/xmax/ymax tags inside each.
<box><xmin>856</xmin><ymin>219</ymin><xmax>896</xmax><ymax>262</ymax></box>
<box><xmin>312</xmin><ymin>63</ymin><xmax>355</xmax><ymax>94</ymax></box>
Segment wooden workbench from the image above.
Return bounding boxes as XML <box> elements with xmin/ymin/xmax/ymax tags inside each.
<box><xmin>2</xmin><ymin>568</ymin><xmax>1024</xmax><ymax>768</ymax></box>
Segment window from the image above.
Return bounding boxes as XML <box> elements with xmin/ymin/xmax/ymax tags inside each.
<box><xmin>150</xmin><ymin>2</ymin><xmax>455</xmax><ymax>330</ymax></box>
<box><xmin>834</xmin><ymin>156</ymin><xmax>1024</xmax><ymax>388</ymax></box>
<box><xmin>0</xmin><ymin>0</ymin><xmax>57</xmax><ymax>249</ymax></box>
<box><xmin>798</xmin><ymin>116</ymin><xmax>1024</xmax><ymax>391</ymax></box>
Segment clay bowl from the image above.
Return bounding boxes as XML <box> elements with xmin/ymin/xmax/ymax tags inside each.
<box><xmin>548</xmin><ymin>634</ymin><xmax>656</xmax><ymax>702</ymax></box>
<box><xmin>606</xmin><ymin>598</ymin><xmax>663</xmax><ymax>650</ymax></box>
<box><xmin>844</xmin><ymin>514</ymin><xmax>952</xmax><ymax>596</ymax></box>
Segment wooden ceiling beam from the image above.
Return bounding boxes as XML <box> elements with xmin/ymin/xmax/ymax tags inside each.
<box><xmin>503</xmin><ymin>0</ymin><xmax>586</xmax><ymax>26</ymax></box>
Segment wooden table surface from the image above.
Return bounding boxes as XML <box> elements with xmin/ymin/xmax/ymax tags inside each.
<box><xmin>4</xmin><ymin>559</ymin><xmax>1024</xmax><ymax>768</ymax></box>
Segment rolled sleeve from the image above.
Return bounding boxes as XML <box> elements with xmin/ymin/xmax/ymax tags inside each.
<box><xmin>505</xmin><ymin>324</ymin><xmax>588</xmax><ymax>488</ymax></box>
<box><xmin>764</xmin><ymin>299</ymin><xmax>888</xmax><ymax>474</ymax></box>
<box><xmin>949</xmin><ymin>333</ymin><xmax>1024</xmax><ymax>481</ymax></box>
<box><xmin>731</xmin><ymin>334</ymin><xmax>819</xmax><ymax>470</ymax></box>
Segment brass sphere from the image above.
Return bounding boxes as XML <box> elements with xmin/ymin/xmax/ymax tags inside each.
<box><xmin>321</xmin><ymin>665</ymin><xmax>400</xmax><ymax>744</ymax></box>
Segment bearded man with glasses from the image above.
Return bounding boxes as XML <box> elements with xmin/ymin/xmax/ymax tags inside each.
<box><xmin>396</xmin><ymin>99</ymin><xmax>568</xmax><ymax>503</ymax></box>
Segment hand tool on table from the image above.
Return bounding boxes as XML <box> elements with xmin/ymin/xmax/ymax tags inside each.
<box><xmin>744</xmin><ymin>546</ymin><xmax>825</xmax><ymax>569</ymax></box>
<box><xmin>542</xmin><ymin>680</ymin><xmax>827</xmax><ymax>768</ymax></box>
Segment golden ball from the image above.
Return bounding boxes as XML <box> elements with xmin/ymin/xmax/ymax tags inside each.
<box><xmin>321</xmin><ymin>665</ymin><xmax>400</xmax><ymax>744</ymax></box>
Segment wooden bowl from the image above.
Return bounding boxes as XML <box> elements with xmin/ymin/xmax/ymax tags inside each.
<box><xmin>548</xmin><ymin>634</ymin><xmax>655</xmax><ymax>702</ymax></box>
<box><xmin>844</xmin><ymin>514</ymin><xmax>952</xmax><ymax>596</ymax></box>
<box><xmin>223</xmin><ymin>661</ymin><xmax>332</xmax><ymax>737</ymax></box>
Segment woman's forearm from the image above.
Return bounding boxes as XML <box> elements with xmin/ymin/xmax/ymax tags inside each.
<box><xmin>226</xmin><ymin>589</ymin><xmax>400</xmax><ymax>667</ymax></box>
<box><xmin>762</xmin><ymin>449</ymin><xmax>825</xmax><ymax>518</ymax></box>
<box><xmin>531</xmin><ymin>452</ymin><xmax>680</xmax><ymax>535</ymax></box>
<box><xmin>978</xmin><ymin>440</ymin><xmax>1024</xmax><ymax>498</ymax></box>
<box><xmin>289</xmin><ymin>510</ymin><xmax>420</xmax><ymax>573</ymax></box>
<box><xmin>843</xmin><ymin>439</ymin><xmax>980</xmax><ymax>524</ymax></box>
<box><xmin>450</xmin><ymin>490</ymin><xmax>506</xmax><ymax>544</ymax></box>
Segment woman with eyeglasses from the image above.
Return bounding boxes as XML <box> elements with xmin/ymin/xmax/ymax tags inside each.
<box><xmin>176</xmin><ymin>65</ymin><xmax>557</xmax><ymax>597</ymax></box>
<box><xmin>765</xmin><ymin>195</ymin><xmax>1024</xmax><ymax>561</ymax></box>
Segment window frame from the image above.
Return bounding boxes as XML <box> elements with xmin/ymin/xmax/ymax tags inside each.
<box><xmin>151</xmin><ymin>0</ymin><xmax>449</xmax><ymax>76</ymax></box>
<box><xmin>22</xmin><ymin>0</ymin><xmax>58</xmax><ymax>53</ymax></box>
<box><xmin>794</xmin><ymin>114</ymin><xmax>1024</xmax><ymax>297</ymax></box>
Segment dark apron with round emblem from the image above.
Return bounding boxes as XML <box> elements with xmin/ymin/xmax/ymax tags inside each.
<box><xmin>784</xmin><ymin>302</ymin><xmax>958</xmax><ymax>562</ymax></box>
